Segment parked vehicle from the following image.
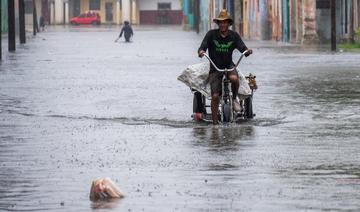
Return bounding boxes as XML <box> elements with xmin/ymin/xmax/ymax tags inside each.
<box><xmin>70</xmin><ymin>11</ymin><xmax>101</xmax><ymax>25</ymax></box>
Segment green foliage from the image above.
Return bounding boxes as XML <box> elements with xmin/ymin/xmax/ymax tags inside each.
<box><xmin>339</xmin><ymin>43</ymin><xmax>360</xmax><ymax>50</ymax></box>
<box><xmin>356</xmin><ymin>28</ymin><xmax>360</xmax><ymax>42</ymax></box>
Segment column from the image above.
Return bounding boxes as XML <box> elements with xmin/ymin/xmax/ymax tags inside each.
<box><xmin>55</xmin><ymin>0</ymin><xmax>64</xmax><ymax>24</ymax></box>
<box><xmin>121</xmin><ymin>0</ymin><xmax>131</xmax><ymax>23</ymax></box>
<box><xmin>296</xmin><ymin>0</ymin><xmax>303</xmax><ymax>43</ymax></box>
<box><xmin>260</xmin><ymin>0</ymin><xmax>270</xmax><ymax>40</ymax></box>
<box><xmin>131</xmin><ymin>0</ymin><xmax>137</xmax><ymax>24</ymax></box>
<box><xmin>116</xmin><ymin>0</ymin><xmax>121</xmax><ymax>24</ymax></box>
<box><xmin>8</xmin><ymin>0</ymin><xmax>16</xmax><ymax>51</ymax></box>
<box><xmin>50</xmin><ymin>1</ymin><xmax>55</xmax><ymax>24</ymax></box>
<box><xmin>19</xmin><ymin>0</ymin><xmax>26</xmax><ymax>43</ymax></box>
<box><xmin>302</xmin><ymin>0</ymin><xmax>319</xmax><ymax>44</ymax></box>
<box><xmin>65</xmin><ymin>1</ymin><xmax>69</xmax><ymax>24</ymax></box>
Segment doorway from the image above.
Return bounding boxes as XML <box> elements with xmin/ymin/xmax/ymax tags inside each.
<box><xmin>106</xmin><ymin>2</ymin><xmax>113</xmax><ymax>22</ymax></box>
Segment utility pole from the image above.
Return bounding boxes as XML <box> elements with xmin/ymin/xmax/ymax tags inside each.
<box><xmin>8</xmin><ymin>0</ymin><xmax>16</xmax><ymax>51</ymax></box>
<box><xmin>223</xmin><ymin>0</ymin><xmax>227</xmax><ymax>9</ymax></box>
<box><xmin>230</xmin><ymin>0</ymin><xmax>235</xmax><ymax>30</ymax></box>
<box><xmin>19</xmin><ymin>0</ymin><xmax>26</xmax><ymax>44</ymax></box>
<box><xmin>330</xmin><ymin>0</ymin><xmax>336</xmax><ymax>51</ymax></box>
<box><xmin>33</xmin><ymin>0</ymin><xmax>39</xmax><ymax>36</ymax></box>
<box><xmin>349</xmin><ymin>0</ymin><xmax>354</xmax><ymax>43</ymax></box>
<box><xmin>194</xmin><ymin>0</ymin><xmax>200</xmax><ymax>33</ymax></box>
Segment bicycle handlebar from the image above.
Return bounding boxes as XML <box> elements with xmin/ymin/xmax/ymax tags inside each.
<box><xmin>202</xmin><ymin>49</ymin><xmax>250</xmax><ymax>72</ymax></box>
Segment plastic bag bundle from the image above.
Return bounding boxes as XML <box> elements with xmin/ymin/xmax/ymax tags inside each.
<box><xmin>178</xmin><ymin>62</ymin><xmax>251</xmax><ymax>100</ymax></box>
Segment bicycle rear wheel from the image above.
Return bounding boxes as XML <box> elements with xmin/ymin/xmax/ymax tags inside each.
<box><xmin>222</xmin><ymin>103</ymin><xmax>231</xmax><ymax>122</ymax></box>
<box><xmin>244</xmin><ymin>96</ymin><xmax>254</xmax><ymax>119</ymax></box>
<box><xmin>193</xmin><ymin>92</ymin><xmax>206</xmax><ymax>113</ymax></box>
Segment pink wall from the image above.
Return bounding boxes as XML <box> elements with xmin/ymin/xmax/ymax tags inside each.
<box><xmin>140</xmin><ymin>10</ymin><xmax>182</xmax><ymax>25</ymax></box>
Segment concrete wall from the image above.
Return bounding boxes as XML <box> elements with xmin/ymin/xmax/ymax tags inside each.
<box><xmin>316</xmin><ymin>0</ymin><xmax>354</xmax><ymax>43</ymax></box>
<box><xmin>24</xmin><ymin>0</ymin><xmax>42</xmax><ymax>26</ymax></box>
<box><xmin>316</xmin><ymin>8</ymin><xmax>331</xmax><ymax>42</ymax></box>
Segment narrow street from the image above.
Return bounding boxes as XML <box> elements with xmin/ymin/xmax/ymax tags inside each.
<box><xmin>0</xmin><ymin>25</ymin><xmax>359</xmax><ymax>211</ymax></box>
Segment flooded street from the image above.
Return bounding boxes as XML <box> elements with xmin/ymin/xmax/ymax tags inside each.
<box><xmin>0</xmin><ymin>26</ymin><xmax>359</xmax><ymax>211</ymax></box>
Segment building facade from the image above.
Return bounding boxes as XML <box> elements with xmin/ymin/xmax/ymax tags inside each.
<box><xmin>138</xmin><ymin>0</ymin><xmax>182</xmax><ymax>24</ymax></box>
<box><xmin>186</xmin><ymin>0</ymin><xmax>360</xmax><ymax>44</ymax></box>
<box><xmin>46</xmin><ymin>0</ymin><xmax>182</xmax><ymax>25</ymax></box>
<box><xmin>49</xmin><ymin>0</ymin><xmax>137</xmax><ymax>25</ymax></box>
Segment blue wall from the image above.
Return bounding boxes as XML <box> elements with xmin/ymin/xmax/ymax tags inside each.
<box><xmin>282</xmin><ymin>0</ymin><xmax>290</xmax><ymax>42</ymax></box>
<box><xmin>183</xmin><ymin>0</ymin><xmax>194</xmax><ymax>27</ymax></box>
<box><xmin>200</xmin><ymin>0</ymin><xmax>209</xmax><ymax>32</ymax></box>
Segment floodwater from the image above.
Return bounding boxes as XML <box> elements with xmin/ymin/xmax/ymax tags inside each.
<box><xmin>0</xmin><ymin>25</ymin><xmax>359</xmax><ymax>211</ymax></box>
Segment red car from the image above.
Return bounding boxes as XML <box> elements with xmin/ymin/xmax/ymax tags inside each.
<box><xmin>70</xmin><ymin>12</ymin><xmax>101</xmax><ymax>25</ymax></box>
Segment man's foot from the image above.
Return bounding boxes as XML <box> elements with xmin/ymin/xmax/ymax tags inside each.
<box><xmin>233</xmin><ymin>99</ymin><xmax>241</xmax><ymax>112</ymax></box>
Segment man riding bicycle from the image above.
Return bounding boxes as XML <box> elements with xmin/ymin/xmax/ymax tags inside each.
<box><xmin>198</xmin><ymin>10</ymin><xmax>252</xmax><ymax>125</ymax></box>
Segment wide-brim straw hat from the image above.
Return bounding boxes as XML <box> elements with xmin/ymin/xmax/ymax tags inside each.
<box><xmin>213</xmin><ymin>10</ymin><xmax>233</xmax><ymax>25</ymax></box>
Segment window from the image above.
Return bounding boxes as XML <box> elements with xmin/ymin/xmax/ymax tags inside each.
<box><xmin>24</xmin><ymin>0</ymin><xmax>33</xmax><ymax>14</ymax></box>
<box><xmin>316</xmin><ymin>0</ymin><xmax>330</xmax><ymax>9</ymax></box>
<box><xmin>158</xmin><ymin>3</ymin><xmax>171</xmax><ymax>10</ymax></box>
<box><xmin>89</xmin><ymin>0</ymin><xmax>100</xmax><ymax>10</ymax></box>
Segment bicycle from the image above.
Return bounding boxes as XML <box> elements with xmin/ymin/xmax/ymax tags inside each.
<box><xmin>192</xmin><ymin>50</ymin><xmax>257</xmax><ymax>123</ymax></box>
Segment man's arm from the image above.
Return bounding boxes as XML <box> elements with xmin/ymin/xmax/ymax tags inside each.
<box><xmin>119</xmin><ymin>28</ymin><xmax>124</xmax><ymax>38</ymax></box>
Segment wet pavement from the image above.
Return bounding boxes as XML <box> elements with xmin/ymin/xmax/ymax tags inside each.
<box><xmin>0</xmin><ymin>25</ymin><xmax>359</xmax><ymax>211</ymax></box>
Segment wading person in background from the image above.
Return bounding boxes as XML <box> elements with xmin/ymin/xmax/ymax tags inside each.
<box><xmin>89</xmin><ymin>178</ymin><xmax>124</xmax><ymax>201</ymax></box>
<box><xmin>39</xmin><ymin>16</ymin><xmax>45</xmax><ymax>31</ymax></box>
<box><xmin>198</xmin><ymin>10</ymin><xmax>252</xmax><ymax>125</ymax></box>
<box><xmin>116</xmin><ymin>21</ymin><xmax>134</xmax><ymax>42</ymax></box>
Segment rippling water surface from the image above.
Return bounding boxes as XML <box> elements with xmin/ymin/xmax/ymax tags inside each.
<box><xmin>0</xmin><ymin>26</ymin><xmax>359</xmax><ymax>211</ymax></box>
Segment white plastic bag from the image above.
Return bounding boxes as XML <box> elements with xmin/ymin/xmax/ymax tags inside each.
<box><xmin>178</xmin><ymin>63</ymin><xmax>251</xmax><ymax>100</ymax></box>
<box><xmin>177</xmin><ymin>62</ymin><xmax>211</xmax><ymax>98</ymax></box>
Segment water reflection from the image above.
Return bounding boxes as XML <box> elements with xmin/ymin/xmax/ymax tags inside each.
<box><xmin>192</xmin><ymin>124</ymin><xmax>255</xmax><ymax>148</ymax></box>
<box><xmin>192</xmin><ymin>125</ymin><xmax>256</xmax><ymax>175</ymax></box>
<box><xmin>293</xmin><ymin>164</ymin><xmax>360</xmax><ymax>179</ymax></box>
<box><xmin>288</xmin><ymin>70</ymin><xmax>360</xmax><ymax>105</ymax></box>
<box><xmin>90</xmin><ymin>198</ymin><xmax>122</xmax><ymax>211</ymax></box>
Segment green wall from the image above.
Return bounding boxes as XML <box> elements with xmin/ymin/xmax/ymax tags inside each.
<box><xmin>1</xmin><ymin>0</ymin><xmax>8</xmax><ymax>33</ymax></box>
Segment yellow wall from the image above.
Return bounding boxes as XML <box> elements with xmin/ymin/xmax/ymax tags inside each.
<box><xmin>100</xmin><ymin>1</ymin><xmax>106</xmax><ymax>23</ymax></box>
<box><xmin>243</xmin><ymin>0</ymin><xmax>249</xmax><ymax>38</ymax></box>
<box><xmin>112</xmin><ymin>0</ymin><xmax>117</xmax><ymax>24</ymax></box>
<box><xmin>81</xmin><ymin>0</ymin><xmax>90</xmax><ymax>12</ymax></box>
<box><xmin>78</xmin><ymin>0</ymin><xmax>139</xmax><ymax>24</ymax></box>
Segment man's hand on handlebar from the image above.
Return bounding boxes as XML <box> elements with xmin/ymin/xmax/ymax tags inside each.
<box><xmin>244</xmin><ymin>49</ymin><xmax>253</xmax><ymax>57</ymax></box>
<box><xmin>198</xmin><ymin>50</ymin><xmax>206</xmax><ymax>58</ymax></box>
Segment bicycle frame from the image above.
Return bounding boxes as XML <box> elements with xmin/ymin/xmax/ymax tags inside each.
<box><xmin>202</xmin><ymin>49</ymin><xmax>250</xmax><ymax>73</ymax></box>
<box><xmin>202</xmin><ymin>50</ymin><xmax>250</xmax><ymax>122</ymax></box>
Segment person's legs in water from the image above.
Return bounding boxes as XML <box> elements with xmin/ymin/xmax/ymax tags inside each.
<box><xmin>228</xmin><ymin>72</ymin><xmax>241</xmax><ymax>112</ymax></box>
<box><xmin>209</xmin><ymin>71</ymin><xmax>223</xmax><ymax>124</ymax></box>
<box><xmin>211</xmin><ymin>93</ymin><xmax>220</xmax><ymax>124</ymax></box>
